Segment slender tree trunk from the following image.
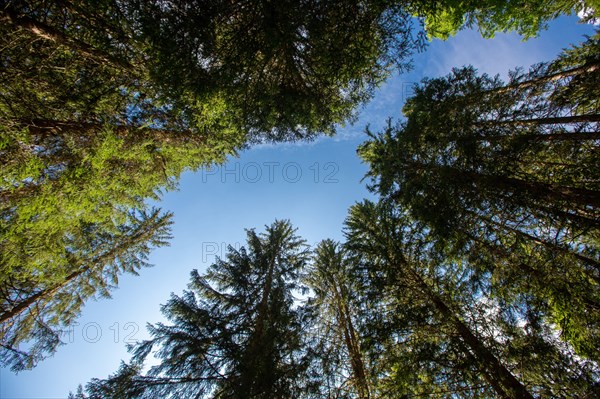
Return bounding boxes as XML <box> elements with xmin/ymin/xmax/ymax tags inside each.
<box><xmin>0</xmin><ymin>268</ymin><xmax>80</xmax><ymax>325</ymax></box>
<box><xmin>405</xmin><ymin>160</ymin><xmax>600</xmax><ymax>210</ymax></box>
<box><xmin>485</xmin><ymin>63</ymin><xmax>599</xmax><ymax>96</ymax></box>
<box><xmin>493</xmin><ymin>189</ymin><xmax>600</xmax><ymax>231</ymax></box>
<box><xmin>471</xmin><ymin>212</ymin><xmax>600</xmax><ymax>272</ymax></box>
<box><xmin>254</xmin><ymin>255</ymin><xmax>275</xmax><ymax>341</ymax></box>
<box><xmin>479</xmin><ymin>114</ymin><xmax>600</xmax><ymax>126</ymax></box>
<box><xmin>237</xmin><ymin>252</ymin><xmax>277</xmax><ymax>397</ymax></box>
<box><xmin>457</xmin><ymin>130</ymin><xmax>600</xmax><ymax>144</ymax></box>
<box><xmin>530</xmin><ymin>205</ymin><xmax>600</xmax><ymax>231</ymax></box>
<box><xmin>0</xmin><ymin>213</ymin><xmax>161</xmax><ymax>324</ymax></box>
<box><xmin>0</xmin><ymin>6</ymin><xmax>132</xmax><ymax>70</ymax></box>
<box><xmin>402</xmin><ymin>265</ymin><xmax>534</xmax><ymax>399</ymax></box>
<box><xmin>8</xmin><ymin>118</ymin><xmax>202</xmax><ymax>147</ymax></box>
<box><xmin>466</xmin><ymin>230</ymin><xmax>600</xmax><ymax>303</ymax></box>
<box><xmin>484</xmin><ymin>212</ymin><xmax>600</xmax><ymax>270</ymax></box>
<box><xmin>332</xmin><ymin>282</ymin><xmax>370</xmax><ymax>399</ymax></box>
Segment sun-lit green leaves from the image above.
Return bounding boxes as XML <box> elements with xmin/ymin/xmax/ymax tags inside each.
<box><xmin>0</xmin><ymin>208</ymin><xmax>173</xmax><ymax>371</ymax></box>
<box><xmin>408</xmin><ymin>0</ymin><xmax>598</xmax><ymax>39</ymax></box>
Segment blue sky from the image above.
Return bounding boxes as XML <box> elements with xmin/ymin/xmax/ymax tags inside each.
<box><xmin>0</xmin><ymin>15</ymin><xmax>596</xmax><ymax>399</ymax></box>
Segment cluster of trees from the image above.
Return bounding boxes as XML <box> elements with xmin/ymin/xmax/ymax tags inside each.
<box><xmin>1</xmin><ymin>0</ymin><xmax>423</xmax><ymax>370</ymax></box>
<box><xmin>359</xmin><ymin>31</ymin><xmax>600</xmax><ymax>361</ymax></box>
<box><xmin>1</xmin><ymin>0</ymin><xmax>598</xmax><ymax>393</ymax></box>
<box><xmin>71</xmin><ymin>215</ymin><xmax>598</xmax><ymax>398</ymax></box>
<box><xmin>72</xmin><ymin>30</ymin><xmax>599</xmax><ymax>398</ymax></box>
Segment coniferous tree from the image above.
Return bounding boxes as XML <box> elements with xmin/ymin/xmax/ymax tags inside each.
<box><xmin>0</xmin><ymin>208</ymin><xmax>173</xmax><ymax>371</ymax></box>
<box><xmin>344</xmin><ymin>201</ymin><xmax>533</xmax><ymax>399</ymax></box>
<box><xmin>305</xmin><ymin>240</ymin><xmax>372</xmax><ymax>399</ymax></box>
<box><xmin>0</xmin><ymin>118</ymin><xmax>236</xmax><ymax>372</ymax></box>
<box><xmin>344</xmin><ymin>200</ymin><xmax>599</xmax><ymax>398</ymax></box>
<box><xmin>0</xmin><ymin>2</ymin><xmax>424</xmax><ymax>371</ymax></box>
<box><xmin>359</xmin><ymin>33</ymin><xmax>600</xmax><ymax>359</ymax></box>
<box><xmin>82</xmin><ymin>220</ymin><xmax>312</xmax><ymax>398</ymax></box>
<box><xmin>1</xmin><ymin>0</ymin><xmax>425</xmax><ymax>143</ymax></box>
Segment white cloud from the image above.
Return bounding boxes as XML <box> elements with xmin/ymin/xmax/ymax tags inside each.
<box><xmin>423</xmin><ymin>30</ymin><xmax>549</xmax><ymax>79</ymax></box>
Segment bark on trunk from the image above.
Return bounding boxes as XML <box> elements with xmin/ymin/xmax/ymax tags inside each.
<box><xmin>0</xmin><ymin>214</ymin><xmax>160</xmax><ymax>324</ymax></box>
<box><xmin>485</xmin><ymin>63</ymin><xmax>599</xmax><ymax>95</ymax></box>
<box><xmin>418</xmin><ymin>161</ymin><xmax>600</xmax><ymax>211</ymax></box>
<box><xmin>457</xmin><ymin>130</ymin><xmax>600</xmax><ymax>144</ymax></box>
<box><xmin>1</xmin><ymin>6</ymin><xmax>132</xmax><ymax>70</ymax></box>
<box><xmin>404</xmin><ymin>266</ymin><xmax>534</xmax><ymax>399</ymax></box>
<box><xmin>473</xmin><ymin>212</ymin><xmax>600</xmax><ymax>272</ymax></box>
<box><xmin>478</xmin><ymin>114</ymin><xmax>600</xmax><ymax>126</ymax></box>
<box><xmin>333</xmin><ymin>282</ymin><xmax>370</xmax><ymax>399</ymax></box>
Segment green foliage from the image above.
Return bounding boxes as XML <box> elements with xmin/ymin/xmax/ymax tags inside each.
<box><xmin>83</xmin><ymin>221</ymin><xmax>313</xmax><ymax>398</ymax></box>
<box><xmin>305</xmin><ymin>240</ymin><xmax>373</xmax><ymax>398</ymax></box>
<box><xmin>0</xmin><ymin>0</ymin><xmax>428</xmax><ymax>374</ymax></box>
<box><xmin>127</xmin><ymin>0</ymin><xmax>424</xmax><ymax>142</ymax></box>
<box><xmin>359</xmin><ymin>33</ymin><xmax>600</xmax><ymax>361</ymax></box>
<box><xmin>75</xmin><ymin>211</ymin><xmax>600</xmax><ymax>398</ymax></box>
<box><xmin>408</xmin><ymin>0</ymin><xmax>598</xmax><ymax>39</ymax></box>
<box><xmin>344</xmin><ymin>200</ymin><xmax>599</xmax><ymax>398</ymax></box>
<box><xmin>0</xmin><ymin>208</ymin><xmax>173</xmax><ymax>371</ymax></box>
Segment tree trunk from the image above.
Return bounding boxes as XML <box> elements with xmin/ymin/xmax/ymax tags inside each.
<box><xmin>0</xmin><ymin>213</ymin><xmax>161</xmax><ymax>324</ymax></box>
<box><xmin>333</xmin><ymin>282</ymin><xmax>370</xmax><ymax>399</ymax></box>
<box><xmin>237</xmin><ymin>252</ymin><xmax>277</xmax><ymax>396</ymax></box>
<box><xmin>403</xmin><ymin>265</ymin><xmax>534</xmax><ymax>399</ymax></box>
<box><xmin>0</xmin><ymin>267</ymin><xmax>80</xmax><ymax>325</ymax></box>
<box><xmin>485</xmin><ymin>63</ymin><xmax>599</xmax><ymax>96</ymax></box>
<box><xmin>456</xmin><ymin>130</ymin><xmax>600</xmax><ymax>145</ymax></box>
<box><xmin>406</xmin><ymin>160</ymin><xmax>600</xmax><ymax>210</ymax></box>
<box><xmin>472</xmin><ymin>212</ymin><xmax>600</xmax><ymax>272</ymax></box>
<box><xmin>9</xmin><ymin>118</ymin><xmax>203</xmax><ymax>147</ymax></box>
<box><xmin>0</xmin><ymin>6</ymin><xmax>132</xmax><ymax>70</ymax></box>
<box><xmin>479</xmin><ymin>114</ymin><xmax>600</xmax><ymax>126</ymax></box>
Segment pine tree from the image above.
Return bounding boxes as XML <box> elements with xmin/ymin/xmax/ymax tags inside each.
<box><xmin>0</xmin><ymin>208</ymin><xmax>173</xmax><ymax>371</ymax></box>
<box><xmin>305</xmin><ymin>240</ymin><xmax>372</xmax><ymax>398</ymax></box>
<box><xmin>344</xmin><ymin>200</ymin><xmax>536</xmax><ymax>399</ymax></box>
<box><xmin>359</xmin><ymin>33</ymin><xmax>600</xmax><ymax>359</ymax></box>
<box><xmin>344</xmin><ymin>200</ymin><xmax>599</xmax><ymax>398</ymax></box>
<box><xmin>82</xmin><ymin>220</ymin><xmax>312</xmax><ymax>398</ymax></box>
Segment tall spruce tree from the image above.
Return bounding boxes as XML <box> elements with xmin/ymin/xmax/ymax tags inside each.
<box><xmin>0</xmin><ymin>119</ymin><xmax>235</xmax><ymax>371</ymax></box>
<box><xmin>81</xmin><ymin>220</ymin><xmax>312</xmax><ymax>398</ymax></box>
<box><xmin>359</xmin><ymin>33</ymin><xmax>600</xmax><ymax>360</ymax></box>
<box><xmin>305</xmin><ymin>240</ymin><xmax>372</xmax><ymax>399</ymax></box>
<box><xmin>344</xmin><ymin>200</ymin><xmax>599</xmax><ymax>398</ymax></box>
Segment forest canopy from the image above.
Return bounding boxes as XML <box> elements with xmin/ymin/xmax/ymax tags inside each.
<box><xmin>1</xmin><ymin>0</ymin><xmax>423</xmax><ymax>370</ymax></box>
<box><xmin>1</xmin><ymin>2</ymin><xmax>598</xmax><ymax>397</ymax></box>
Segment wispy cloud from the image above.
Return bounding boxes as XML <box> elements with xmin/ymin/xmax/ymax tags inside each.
<box><xmin>423</xmin><ymin>30</ymin><xmax>549</xmax><ymax>79</ymax></box>
<box><xmin>254</xmin><ymin>19</ymin><xmax>596</xmax><ymax>148</ymax></box>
